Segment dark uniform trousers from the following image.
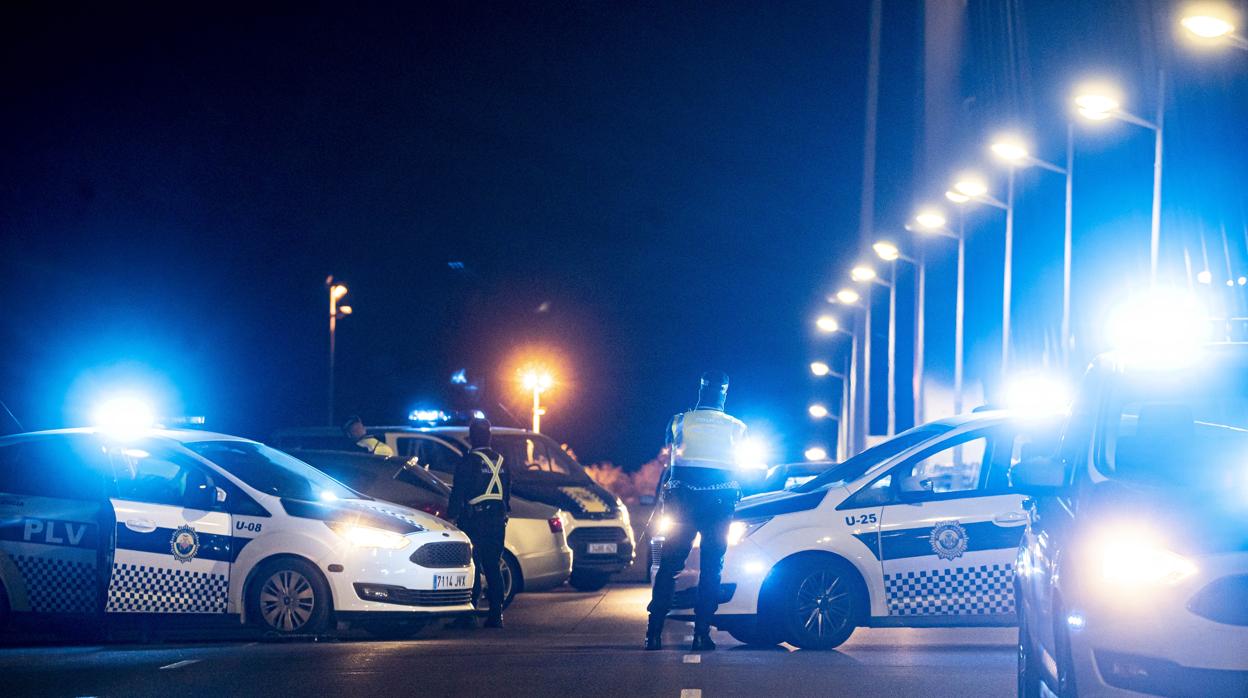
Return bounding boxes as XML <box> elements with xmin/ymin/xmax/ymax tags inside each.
<box><xmin>647</xmin><ymin>486</ymin><xmax>738</xmax><ymax>635</ymax></box>
<box><xmin>460</xmin><ymin>503</ymin><xmax>507</xmax><ymax>615</ymax></box>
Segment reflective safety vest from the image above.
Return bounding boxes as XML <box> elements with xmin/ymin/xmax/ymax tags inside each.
<box><xmin>671</xmin><ymin>409</ymin><xmax>746</xmax><ymax>470</ymax></box>
<box><xmin>468</xmin><ymin>451</ymin><xmax>505</xmax><ymax>505</ymax></box>
<box><xmin>357</xmin><ymin>437</ymin><xmax>395</xmax><ymax>457</ymax></box>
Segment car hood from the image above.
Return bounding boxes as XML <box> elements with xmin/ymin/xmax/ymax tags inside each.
<box><xmin>735</xmin><ymin>484</ymin><xmax>837</xmax><ymax>520</ymax></box>
<box><xmin>1084</xmin><ymin>481</ymin><xmax>1248</xmax><ymax>555</ymax></box>
<box><xmin>281</xmin><ymin>496</ymin><xmax>457</xmax><ymax>534</ymax></box>
<box><xmin>512</xmin><ymin>480</ymin><xmax>620</xmax><ymax>520</ymax></box>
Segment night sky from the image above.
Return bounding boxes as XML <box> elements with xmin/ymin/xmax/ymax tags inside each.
<box><xmin>0</xmin><ymin>2</ymin><xmax>873</xmax><ymax>465</ymax></box>
<box><xmin>3</xmin><ymin>1</ymin><xmax>1246</xmax><ymax>467</ymax></box>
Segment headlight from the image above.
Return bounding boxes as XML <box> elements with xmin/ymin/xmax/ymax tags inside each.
<box><xmin>326</xmin><ymin>522</ymin><xmax>411</xmax><ymax>550</ymax></box>
<box><xmin>1093</xmin><ymin>532</ymin><xmax>1196</xmax><ymax>589</ymax></box>
<box><xmin>728</xmin><ymin>517</ymin><xmax>772</xmax><ymax>546</ymax></box>
<box><xmin>655</xmin><ymin>514</ymin><xmax>674</xmax><ymax>536</ymax></box>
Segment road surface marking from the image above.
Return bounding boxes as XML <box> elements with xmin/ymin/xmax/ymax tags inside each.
<box><xmin>683</xmin><ymin>654</ymin><xmax>701</xmax><ymax>664</ymax></box>
<box><xmin>159</xmin><ymin>660</ymin><xmax>200</xmax><ymax>670</ymax></box>
<box><xmin>680</xmin><ymin>690</ymin><xmax>702</xmax><ymax>698</ymax></box>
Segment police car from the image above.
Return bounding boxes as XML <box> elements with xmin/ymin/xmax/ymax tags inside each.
<box><xmin>0</xmin><ymin>427</ymin><xmax>476</xmax><ymax>636</ymax></box>
<box><xmin>274</xmin><ymin>425</ymin><xmax>636</xmax><ymax>591</ymax></box>
<box><xmin>656</xmin><ymin>410</ymin><xmax>1061</xmax><ymax>649</ymax></box>
<box><xmin>1014</xmin><ymin>344</ymin><xmax>1248</xmax><ymax>696</ymax></box>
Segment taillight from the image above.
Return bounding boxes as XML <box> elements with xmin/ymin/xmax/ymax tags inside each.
<box><xmin>548</xmin><ymin>516</ymin><xmax>564</xmax><ymax>533</ymax></box>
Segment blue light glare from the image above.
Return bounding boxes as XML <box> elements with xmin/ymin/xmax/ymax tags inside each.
<box><xmin>408</xmin><ymin>409</ymin><xmax>450</xmax><ymax>423</ymax></box>
<box><xmin>450</xmin><ymin>369</ymin><xmax>468</xmax><ymax>384</ymax></box>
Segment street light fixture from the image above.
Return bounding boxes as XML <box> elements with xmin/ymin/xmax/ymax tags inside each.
<box><xmin>810</xmin><ymin>361</ymin><xmax>831</xmax><ymax>377</ymax></box>
<box><xmin>1073</xmin><ymin>79</ymin><xmax>1166</xmax><ymax>284</ymax></box>
<box><xmin>949</xmin><ymin>172</ymin><xmax>1014</xmax><ymax>374</ymax></box>
<box><xmin>808</xmin><ymin>403</ymin><xmax>830</xmax><ymax>419</ymax></box>
<box><xmin>850</xmin><ymin>265</ymin><xmax>877</xmax><ymax>282</ymax></box>
<box><xmin>835</xmin><ymin>288</ymin><xmax>861</xmax><ymax>305</ymax></box>
<box><xmin>522</xmin><ymin>368</ymin><xmax>554</xmax><ymax>433</ymax></box>
<box><xmin>815</xmin><ymin>315</ymin><xmax>840</xmax><ymax>333</ymax></box>
<box><xmin>1179</xmin><ymin>5</ymin><xmax>1248</xmax><ymax>49</ymax></box>
<box><xmin>872</xmin><ymin>241</ymin><xmax>900</xmax><ymax>261</ymax></box>
<box><xmin>326</xmin><ymin>277</ymin><xmax>351</xmax><ymax>425</ymax></box>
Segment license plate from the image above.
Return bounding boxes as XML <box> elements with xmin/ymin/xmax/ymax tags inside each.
<box><xmin>587</xmin><ymin>542</ymin><xmax>618</xmax><ymax>554</ymax></box>
<box><xmin>433</xmin><ymin>573</ymin><xmax>468</xmax><ymax>589</ymax></box>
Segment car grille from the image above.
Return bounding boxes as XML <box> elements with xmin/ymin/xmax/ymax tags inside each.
<box><xmin>1188</xmin><ymin>574</ymin><xmax>1248</xmax><ymax>626</ymax></box>
<box><xmin>409</xmin><ymin>542</ymin><xmax>472</xmax><ymax>568</ymax></box>
<box><xmin>354</xmin><ymin>584</ymin><xmax>472</xmax><ymax>607</ymax></box>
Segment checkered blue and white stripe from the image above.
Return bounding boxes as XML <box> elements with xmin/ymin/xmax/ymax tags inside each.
<box><xmin>106</xmin><ymin>562</ymin><xmax>228</xmax><ymax>614</ymax></box>
<box><xmin>12</xmin><ymin>554</ymin><xmax>98</xmax><ymax>614</ymax></box>
<box><xmin>884</xmin><ymin>563</ymin><xmax>1014</xmax><ymax>616</ymax></box>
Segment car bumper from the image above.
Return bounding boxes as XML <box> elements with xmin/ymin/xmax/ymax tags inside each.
<box><xmin>566</xmin><ymin>520</ymin><xmax>635</xmax><ymax>574</ymax></box>
<box><xmin>322</xmin><ymin>533</ymin><xmax>476</xmax><ymax>614</ymax></box>
<box><xmin>1065</xmin><ymin>552</ymin><xmax>1248</xmax><ymax>696</ymax></box>
<box><xmin>516</xmin><ymin>546</ymin><xmax>574</xmax><ymax>591</ymax></box>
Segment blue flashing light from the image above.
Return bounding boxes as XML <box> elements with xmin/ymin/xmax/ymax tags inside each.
<box><xmin>408</xmin><ymin>409</ymin><xmax>450</xmax><ymax>423</ymax></box>
<box><xmin>450</xmin><ymin>369</ymin><xmax>468</xmax><ymax>385</ymax></box>
<box><xmin>91</xmin><ymin>395</ymin><xmax>156</xmax><ymax>438</ymax></box>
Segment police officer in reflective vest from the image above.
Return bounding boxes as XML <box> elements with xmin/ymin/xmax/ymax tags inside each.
<box><xmin>645</xmin><ymin>370</ymin><xmax>746</xmax><ymax>651</ymax></box>
<box><xmin>448</xmin><ymin>417</ymin><xmax>511</xmax><ymax>628</ymax></box>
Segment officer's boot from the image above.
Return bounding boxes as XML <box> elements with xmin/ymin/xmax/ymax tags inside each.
<box><xmin>484</xmin><ymin>609</ymin><xmax>504</xmax><ymax>629</ymax></box>
<box><xmin>643</xmin><ymin>616</ymin><xmax>663</xmax><ymax>651</ymax></box>
<box><xmin>690</xmin><ymin>626</ymin><xmax>716</xmax><ymax>652</ymax></box>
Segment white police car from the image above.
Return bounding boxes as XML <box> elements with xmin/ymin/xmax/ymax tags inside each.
<box><xmin>1015</xmin><ymin>343</ymin><xmax>1248</xmax><ymax>696</ymax></box>
<box><xmin>658</xmin><ymin>410</ymin><xmax>1061</xmax><ymax>649</ymax></box>
<box><xmin>0</xmin><ymin>428</ymin><xmax>475</xmax><ymax>636</ymax></box>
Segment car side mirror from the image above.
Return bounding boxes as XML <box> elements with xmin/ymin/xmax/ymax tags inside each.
<box><xmin>1009</xmin><ymin>456</ymin><xmax>1068</xmax><ymax>496</ymax></box>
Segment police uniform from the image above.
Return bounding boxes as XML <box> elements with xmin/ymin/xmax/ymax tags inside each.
<box><xmin>355</xmin><ymin>436</ymin><xmax>395</xmax><ymax>457</ymax></box>
<box><xmin>646</xmin><ymin>371</ymin><xmax>745</xmax><ymax>651</ymax></box>
<box><xmin>448</xmin><ymin>444</ymin><xmax>510</xmax><ymax>626</ymax></box>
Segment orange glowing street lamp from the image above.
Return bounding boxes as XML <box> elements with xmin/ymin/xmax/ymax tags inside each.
<box><xmin>522</xmin><ymin>368</ymin><xmax>554</xmax><ymax>433</ymax></box>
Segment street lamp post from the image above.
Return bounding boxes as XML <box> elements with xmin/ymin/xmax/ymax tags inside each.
<box><xmin>827</xmin><ymin>287</ymin><xmax>864</xmax><ymax>455</ymax></box>
<box><xmin>989</xmin><ymin>133</ymin><xmax>1074</xmax><ymax>365</ymax></box>
<box><xmin>853</xmin><ymin>262</ymin><xmax>894</xmax><ymax>435</ymax></box>
<box><xmin>950</xmin><ymin>174</ymin><xmax>1010</xmax><ymax>374</ymax></box>
<box><xmin>522</xmin><ymin>369</ymin><xmax>553</xmax><ymax>433</ymax></box>
<box><xmin>326</xmin><ymin>277</ymin><xmax>352</xmax><ymax>425</ymax></box>
<box><xmin>912</xmin><ymin>208</ymin><xmax>965</xmax><ymax>416</ymax></box>
<box><xmin>1180</xmin><ymin>8</ymin><xmax>1248</xmax><ymax>51</ymax></box>
<box><xmin>1074</xmin><ymin>79</ymin><xmax>1166</xmax><ymax>283</ymax></box>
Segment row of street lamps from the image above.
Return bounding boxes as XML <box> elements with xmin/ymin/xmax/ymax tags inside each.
<box><xmin>807</xmin><ymin>4</ymin><xmax>1247</xmax><ymax>459</ymax></box>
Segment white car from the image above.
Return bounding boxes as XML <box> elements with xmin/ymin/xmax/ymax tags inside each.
<box><xmin>274</xmin><ymin>425</ymin><xmax>637</xmax><ymax>591</ymax></box>
<box><xmin>657</xmin><ymin>410</ymin><xmax>1061</xmax><ymax>649</ymax></box>
<box><xmin>1015</xmin><ymin>343</ymin><xmax>1248</xmax><ymax>696</ymax></box>
<box><xmin>0</xmin><ymin>428</ymin><xmax>475</xmax><ymax>637</ymax></box>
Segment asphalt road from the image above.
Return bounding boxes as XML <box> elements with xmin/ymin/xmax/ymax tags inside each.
<box><xmin>0</xmin><ymin>584</ymin><xmax>1017</xmax><ymax>697</ymax></box>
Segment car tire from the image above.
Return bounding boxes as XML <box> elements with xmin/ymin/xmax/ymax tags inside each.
<box><xmin>247</xmin><ymin>558</ymin><xmax>332</xmax><ymax>636</ymax></box>
<box><xmin>569</xmin><ymin>569</ymin><xmax>611</xmax><ymax>591</ymax></box>
<box><xmin>774</xmin><ymin>557</ymin><xmax>862</xmax><ymax>650</ymax></box>
<box><xmin>722</xmin><ymin>616</ymin><xmax>783</xmax><ymax>647</ymax></box>
<box><xmin>479</xmin><ymin>552</ymin><xmax>521</xmax><ymax>610</ymax></box>
<box><xmin>1017</xmin><ymin>606</ymin><xmax>1043</xmax><ymax>698</ymax></box>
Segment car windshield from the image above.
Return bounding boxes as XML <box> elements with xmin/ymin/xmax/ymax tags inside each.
<box><xmin>187</xmin><ymin>440</ymin><xmax>358</xmax><ymax>501</ymax></box>
<box><xmin>1098</xmin><ymin>359</ymin><xmax>1248</xmax><ymax>486</ymax></box>
<box><xmin>792</xmin><ymin>425</ymin><xmax>952</xmax><ymax>492</ymax></box>
<box><xmin>490</xmin><ymin>434</ymin><xmax>593</xmax><ymax>483</ymax></box>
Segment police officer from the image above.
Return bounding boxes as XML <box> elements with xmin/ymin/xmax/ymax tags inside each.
<box><xmin>447</xmin><ymin>417</ymin><xmax>511</xmax><ymax>628</ymax></box>
<box><xmin>645</xmin><ymin>370</ymin><xmax>746</xmax><ymax>651</ymax></box>
<box><xmin>342</xmin><ymin>416</ymin><xmax>395</xmax><ymax>457</ymax></box>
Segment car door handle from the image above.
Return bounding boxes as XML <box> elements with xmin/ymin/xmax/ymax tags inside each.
<box><xmin>993</xmin><ymin>511</ymin><xmax>1028</xmax><ymax>526</ymax></box>
<box><xmin>125</xmin><ymin>518</ymin><xmax>157</xmax><ymax>533</ymax></box>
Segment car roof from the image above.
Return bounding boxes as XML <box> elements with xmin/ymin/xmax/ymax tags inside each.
<box><xmin>0</xmin><ymin>427</ymin><xmax>254</xmax><ymax>446</ymax></box>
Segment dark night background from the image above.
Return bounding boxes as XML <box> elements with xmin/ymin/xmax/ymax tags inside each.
<box><xmin>1</xmin><ymin>1</ymin><xmax>1245</xmax><ymax>467</ymax></box>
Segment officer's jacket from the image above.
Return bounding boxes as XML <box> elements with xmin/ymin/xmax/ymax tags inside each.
<box><xmin>668</xmin><ymin>408</ymin><xmax>747</xmax><ymax>470</ymax></box>
<box><xmin>356</xmin><ymin>436</ymin><xmax>395</xmax><ymax>457</ymax></box>
<box><xmin>447</xmin><ymin>446</ymin><xmax>511</xmax><ymax>520</ymax></box>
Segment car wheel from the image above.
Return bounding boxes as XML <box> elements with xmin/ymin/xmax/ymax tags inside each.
<box><xmin>775</xmin><ymin>558</ymin><xmax>861</xmax><ymax>650</ymax></box>
<box><xmin>569</xmin><ymin>569</ymin><xmax>610</xmax><ymax>591</ymax></box>
<box><xmin>478</xmin><ymin>553</ymin><xmax>521</xmax><ymax>610</ymax></box>
<box><xmin>1017</xmin><ymin>607</ymin><xmax>1043</xmax><ymax>698</ymax></box>
<box><xmin>247</xmin><ymin>559</ymin><xmax>332</xmax><ymax>636</ymax></box>
<box><xmin>722</xmin><ymin>616</ymin><xmax>783</xmax><ymax>647</ymax></box>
